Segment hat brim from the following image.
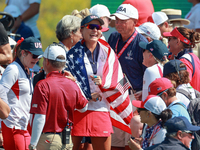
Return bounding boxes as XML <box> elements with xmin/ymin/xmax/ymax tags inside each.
<box><xmin>136</xmin><ymin>27</ymin><xmax>145</xmax><ymax>34</ymax></box>
<box><xmin>108</xmin><ymin>16</ymin><xmax>115</xmax><ymax>20</ymax></box>
<box><xmin>139</xmin><ymin>42</ymin><xmax>148</xmax><ymax>50</ymax></box>
<box><xmin>186</xmin><ymin>124</ymin><xmax>200</xmax><ymax>131</ymax></box>
<box><xmin>96</xmin><ymin>18</ymin><xmax>104</xmax><ymax>25</ymax></box>
<box><xmin>132</xmin><ymin>100</ymin><xmax>144</xmax><ymax>108</ymax></box>
<box><xmin>111</xmin><ymin>13</ymin><xmax>130</xmax><ymax>20</ymax></box>
<box><xmin>30</xmin><ymin>49</ymin><xmax>44</xmax><ymax>56</ymax></box>
<box><xmin>163</xmin><ymin>32</ymin><xmax>173</xmax><ymax>37</ymax></box>
<box><xmin>101</xmin><ymin>27</ymin><xmax>109</xmax><ymax>32</ymax></box>
<box><xmin>169</xmin><ymin>18</ymin><xmax>190</xmax><ymax>25</ymax></box>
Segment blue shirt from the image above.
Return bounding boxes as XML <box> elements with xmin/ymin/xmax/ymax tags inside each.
<box><xmin>15</xmin><ymin>22</ymin><xmax>34</xmax><ymax>42</ymax></box>
<box><xmin>108</xmin><ymin>30</ymin><xmax>148</xmax><ymax>91</ymax></box>
<box><xmin>168</xmin><ymin>100</ymin><xmax>191</xmax><ymax>123</ymax></box>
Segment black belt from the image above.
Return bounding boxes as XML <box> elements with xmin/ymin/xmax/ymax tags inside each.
<box><xmin>42</xmin><ymin>132</ymin><xmax>60</xmax><ymax>134</ymax></box>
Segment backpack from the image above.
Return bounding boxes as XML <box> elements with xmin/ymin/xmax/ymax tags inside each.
<box><xmin>176</xmin><ymin>89</ymin><xmax>200</xmax><ymax>150</ymax></box>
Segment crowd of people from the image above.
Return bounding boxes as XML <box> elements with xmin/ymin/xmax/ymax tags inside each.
<box><xmin>0</xmin><ymin>0</ymin><xmax>200</xmax><ymax>150</ymax></box>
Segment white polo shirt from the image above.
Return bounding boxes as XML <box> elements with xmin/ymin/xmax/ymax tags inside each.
<box><xmin>0</xmin><ymin>60</ymin><xmax>33</xmax><ymax>130</ymax></box>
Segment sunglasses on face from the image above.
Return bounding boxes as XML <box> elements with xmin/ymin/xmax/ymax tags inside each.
<box><xmin>182</xmin><ymin>130</ymin><xmax>194</xmax><ymax>136</ymax></box>
<box><xmin>157</xmin><ymin>89</ymin><xmax>169</xmax><ymax>97</ymax></box>
<box><xmin>137</xmin><ymin>108</ymin><xmax>147</xmax><ymax>113</ymax></box>
<box><xmin>25</xmin><ymin>51</ymin><xmax>39</xmax><ymax>59</ymax></box>
<box><xmin>81</xmin><ymin>24</ymin><xmax>102</xmax><ymax>30</ymax></box>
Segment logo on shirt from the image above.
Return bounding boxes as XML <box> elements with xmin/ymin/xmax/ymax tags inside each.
<box><xmin>100</xmin><ymin>55</ymin><xmax>105</xmax><ymax>62</ymax></box>
<box><xmin>125</xmin><ymin>50</ymin><xmax>133</xmax><ymax>60</ymax></box>
<box><xmin>32</xmin><ymin>104</ymin><xmax>38</xmax><ymax>108</ymax></box>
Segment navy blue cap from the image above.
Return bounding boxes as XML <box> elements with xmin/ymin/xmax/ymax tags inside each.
<box><xmin>139</xmin><ymin>40</ymin><xmax>169</xmax><ymax>61</ymax></box>
<box><xmin>81</xmin><ymin>15</ymin><xmax>104</xmax><ymax>26</ymax></box>
<box><xmin>163</xmin><ymin>59</ymin><xmax>187</xmax><ymax>77</ymax></box>
<box><xmin>165</xmin><ymin>116</ymin><xmax>200</xmax><ymax>133</ymax></box>
<box><xmin>20</xmin><ymin>37</ymin><xmax>43</xmax><ymax>56</ymax></box>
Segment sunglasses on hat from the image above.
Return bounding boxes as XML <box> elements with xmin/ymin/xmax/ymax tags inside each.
<box><xmin>25</xmin><ymin>50</ymin><xmax>39</xmax><ymax>59</ymax></box>
<box><xmin>81</xmin><ymin>24</ymin><xmax>102</xmax><ymax>30</ymax></box>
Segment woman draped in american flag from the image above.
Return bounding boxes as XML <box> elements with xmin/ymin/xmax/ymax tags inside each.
<box><xmin>65</xmin><ymin>15</ymin><xmax>133</xmax><ymax>150</ymax></box>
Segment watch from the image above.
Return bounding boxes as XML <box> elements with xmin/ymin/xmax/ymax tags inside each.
<box><xmin>29</xmin><ymin>144</ymin><xmax>36</xmax><ymax>150</ymax></box>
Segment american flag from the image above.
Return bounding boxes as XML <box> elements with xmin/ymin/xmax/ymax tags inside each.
<box><xmin>116</xmin><ymin>75</ymin><xmax>131</xmax><ymax>95</ymax></box>
<box><xmin>65</xmin><ymin>39</ymin><xmax>133</xmax><ymax>134</ymax></box>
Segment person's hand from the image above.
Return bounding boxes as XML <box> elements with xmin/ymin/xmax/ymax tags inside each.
<box><xmin>0</xmin><ymin>132</ymin><xmax>3</xmax><ymax>146</ymax></box>
<box><xmin>91</xmin><ymin>92</ymin><xmax>102</xmax><ymax>102</ymax></box>
<box><xmin>134</xmin><ymin>91</ymin><xmax>142</xmax><ymax>100</ymax></box>
<box><xmin>90</xmin><ymin>75</ymin><xmax>102</xmax><ymax>85</ymax></box>
<box><xmin>63</xmin><ymin>70</ymin><xmax>76</xmax><ymax>82</ymax></box>
<box><xmin>127</xmin><ymin>138</ymin><xmax>142</xmax><ymax>150</ymax></box>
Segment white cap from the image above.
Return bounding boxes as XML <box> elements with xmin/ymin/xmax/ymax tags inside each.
<box><xmin>138</xmin><ymin>22</ymin><xmax>161</xmax><ymax>40</ymax></box>
<box><xmin>111</xmin><ymin>4</ymin><xmax>138</xmax><ymax>20</ymax></box>
<box><xmin>42</xmin><ymin>45</ymin><xmax>66</xmax><ymax>62</ymax></box>
<box><xmin>144</xmin><ymin>95</ymin><xmax>166</xmax><ymax>115</ymax></box>
<box><xmin>152</xmin><ymin>12</ymin><xmax>168</xmax><ymax>25</ymax></box>
<box><xmin>89</xmin><ymin>4</ymin><xmax>113</xmax><ymax>19</ymax></box>
<box><xmin>4</xmin><ymin>5</ymin><xmax>21</xmax><ymax>18</ymax></box>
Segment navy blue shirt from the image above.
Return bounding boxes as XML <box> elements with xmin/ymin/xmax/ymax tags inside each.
<box><xmin>108</xmin><ymin>30</ymin><xmax>148</xmax><ymax>91</ymax></box>
<box><xmin>145</xmin><ymin>135</ymin><xmax>189</xmax><ymax>150</ymax></box>
<box><xmin>15</xmin><ymin>22</ymin><xmax>34</xmax><ymax>42</ymax></box>
<box><xmin>84</xmin><ymin>43</ymin><xmax>99</xmax><ymax>75</ymax></box>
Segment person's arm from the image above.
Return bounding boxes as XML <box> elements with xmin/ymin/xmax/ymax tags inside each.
<box><xmin>0</xmin><ymin>84</ymin><xmax>10</xmax><ymax>119</ymax></box>
<box><xmin>0</xmin><ymin>98</ymin><xmax>10</xmax><ymax>119</ymax></box>
<box><xmin>0</xmin><ymin>44</ymin><xmax>12</xmax><ymax>65</ymax></box>
<box><xmin>29</xmin><ymin>114</ymin><xmax>46</xmax><ymax>149</ymax></box>
<box><xmin>20</xmin><ymin>3</ymin><xmax>40</xmax><ymax>22</ymax></box>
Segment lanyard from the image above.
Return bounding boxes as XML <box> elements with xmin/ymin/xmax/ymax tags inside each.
<box><xmin>115</xmin><ymin>30</ymin><xmax>138</xmax><ymax>58</ymax></box>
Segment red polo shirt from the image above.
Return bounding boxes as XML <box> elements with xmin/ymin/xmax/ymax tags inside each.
<box><xmin>30</xmin><ymin>71</ymin><xmax>88</xmax><ymax>132</ymax></box>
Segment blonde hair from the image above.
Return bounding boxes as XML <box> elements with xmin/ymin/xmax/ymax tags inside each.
<box><xmin>71</xmin><ymin>8</ymin><xmax>90</xmax><ymax>19</ymax></box>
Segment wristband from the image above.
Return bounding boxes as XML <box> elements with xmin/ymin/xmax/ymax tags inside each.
<box><xmin>29</xmin><ymin>144</ymin><xmax>36</xmax><ymax>150</ymax></box>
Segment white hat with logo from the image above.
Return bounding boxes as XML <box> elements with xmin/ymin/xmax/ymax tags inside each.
<box><xmin>138</xmin><ymin>22</ymin><xmax>161</xmax><ymax>40</ymax></box>
<box><xmin>111</xmin><ymin>4</ymin><xmax>138</xmax><ymax>20</ymax></box>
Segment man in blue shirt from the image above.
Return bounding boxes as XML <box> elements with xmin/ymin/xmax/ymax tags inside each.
<box><xmin>4</xmin><ymin>5</ymin><xmax>34</xmax><ymax>42</ymax></box>
<box><xmin>108</xmin><ymin>4</ymin><xmax>147</xmax><ymax>94</ymax></box>
<box><xmin>108</xmin><ymin>3</ymin><xmax>148</xmax><ymax>150</ymax></box>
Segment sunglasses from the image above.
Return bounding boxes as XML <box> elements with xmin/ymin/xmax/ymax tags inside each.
<box><xmin>81</xmin><ymin>24</ymin><xmax>102</xmax><ymax>30</ymax></box>
<box><xmin>137</xmin><ymin>108</ymin><xmax>147</xmax><ymax>113</ymax></box>
<box><xmin>25</xmin><ymin>51</ymin><xmax>39</xmax><ymax>59</ymax></box>
<box><xmin>183</xmin><ymin>130</ymin><xmax>194</xmax><ymax>136</ymax></box>
<box><xmin>157</xmin><ymin>89</ymin><xmax>169</xmax><ymax>97</ymax></box>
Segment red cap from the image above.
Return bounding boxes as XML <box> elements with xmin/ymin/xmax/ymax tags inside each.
<box><xmin>148</xmin><ymin>77</ymin><xmax>173</xmax><ymax>95</ymax></box>
<box><xmin>163</xmin><ymin>27</ymin><xmax>191</xmax><ymax>45</ymax></box>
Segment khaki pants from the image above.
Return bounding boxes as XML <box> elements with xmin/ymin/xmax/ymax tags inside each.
<box><xmin>37</xmin><ymin>133</ymin><xmax>73</xmax><ymax>150</ymax></box>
